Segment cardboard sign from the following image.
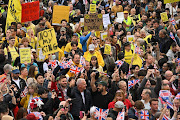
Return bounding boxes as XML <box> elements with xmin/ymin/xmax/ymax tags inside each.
<box><xmin>80</xmin><ymin>18</ymin><xmax>84</xmax><ymax>27</ymax></box>
<box><xmin>84</xmin><ymin>14</ymin><xmax>103</xmax><ymax>31</ymax></box>
<box><xmin>52</xmin><ymin>5</ymin><xmax>70</xmax><ymax>25</ymax></box>
<box><xmin>117</xmin><ymin>12</ymin><xmax>124</xmax><ymax>18</ymax></box>
<box><xmin>38</xmin><ymin>28</ymin><xmax>59</xmax><ymax>55</ymax></box>
<box><xmin>19</xmin><ymin>48</ymin><xmax>31</xmax><ymax>63</ymax></box>
<box><xmin>37</xmin><ymin>48</ymin><xmax>45</xmax><ymax>61</ymax></box>
<box><xmin>103</xmin><ymin>14</ymin><xmax>111</xmax><ymax>28</ymax></box>
<box><xmin>21</xmin><ymin>1</ymin><xmax>39</xmax><ymax>23</ymax></box>
<box><xmin>90</xmin><ymin>4</ymin><xmax>96</xmax><ymax>13</ymax></box>
<box><xmin>160</xmin><ymin>12</ymin><xmax>168</xmax><ymax>22</ymax></box>
<box><xmin>164</xmin><ymin>0</ymin><xmax>180</xmax><ymax>4</ymax></box>
<box><xmin>104</xmin><ymin>44</ymin><xmax>111</xmax><ymax>55</ymax></box>
<box><xmin>127</xmin><ymin>35</ymin><xmax>134</xmax><ymax>42</ymax></box>
<box><xmin>101</xmin><ymin>32</ymin><xmax>107</xmax><ymax>40</ymax></box>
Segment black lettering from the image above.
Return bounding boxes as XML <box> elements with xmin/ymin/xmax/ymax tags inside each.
<box><xmin>48</xmin><ymin>44</ymin><xmax>52</xmax><ymax>51</ymax></box>
<box><xmin>43</xmin><ymin>39</ymin><xmax>48</xmax><ymax>44</ymax></box>
<box><xmin>43</xmin><ymin>31</ymin><xmax>48</xmax><ymax>37</ymax></box>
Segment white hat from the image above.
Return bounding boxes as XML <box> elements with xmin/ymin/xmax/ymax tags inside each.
<box><xmin>115</xmin><ymin>101</ymin><xmax>125</xmax><ymax>109</ymax></box>
<box><xmin>89</xmin><ymin>44</ymin><xmax>95</xmax><ymax>51</ymax></box>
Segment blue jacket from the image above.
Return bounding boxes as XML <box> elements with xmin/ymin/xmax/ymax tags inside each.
<box><xmin>80</xmin><ymin>32</ymin><xmax>91</xmax><ymax>52</ymax></box>
<box><xmin>21</xmin><ymin>62</ymin><xmax>39</xmax><ymax>71</ymax></box>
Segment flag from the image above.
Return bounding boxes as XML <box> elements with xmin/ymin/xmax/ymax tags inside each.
<box><xmin>169</xmin><ymin>32</ymin><xmax>177</xmax><ymax>44</ymax></box>
<box><xmin>128</xmin><ymin>79</ymin><xmax>140</xmax><ymax>90</ymax></box>
<box><xmin>115</xmin><ymin>60</ymin><xmax>124</xmax><ymax>68</ymax></box>
<box><xmin>135</xmin><ymin>45</ymin><xmax>141</xmax><ymax>55</ymax></box>
<box><xmin>49</xmin><ymin>60</ymin><xmax>57</xmax><ymax>69</ymax></box>
<box><xmin>140</xmin><ymin>110</ymin><xmax>149</xmax><ymax>120</ymax></box>
<box><xmin>64</xmin><ymin>59</ymin><xmax>73</xmax><ymax>68</ymax></box>
<box><xmin>162</xmin><ymin>115</ymin><xmax>170</xmax><ymax>120</ymax></box>
<box><xmin>80</xmin><ymin>56</ymin><xmax>86</xmax><ymax>66</ymax></box>
<box><xmin>70</xmin><ymin>66</ymin><xmax>81</xmax><ymax>75</ymax></box>
<box><xmin>116</xmin><ymin>112</ymin><xmax>124</xmax><ymax>120</ymax></box>
<box><xmin>170</xmin><ymin>18</ymin><xmax>176</xmax><ymax>26</ymax></box>
<box><xmin>175</xmin><ymin>93</ymin><xmax>180</xmax><ymax>100</ymax></box>
<box><xmin>176</xmin><ymin>58</ymin><xmax>180</xmax><ymax>66</ymax></box>
<box><xmin>6</xmin><ymin>0</ymin><xmax>22</xmax><ymax>31</ymax></box>
<box><xmin>100</xmin><ymin>72</ymin><xmax>110</xmax><ymax>77</ymax></box>
<box><xmin>135</xmin><ymin>109</ymin><xmax>138</xmax><ymax>117</ymax></box>
<box><xmin>94</xmin><ymin>108</ymin><xmax>109</xmax><ymax>120</ymax></box>
<box><xmin>59</xmin><ymin>62</ymin><xmax>65</xmax><ymax>69</ymax></box>
<box><xmin>20</xmin><ymin>86</ymin><xmax>28</xmax><ymax>98</ymax></box>
<box><xmin>126</xmin><ymin>69</ymin><xmax>131</xmax><ymax>78</ymax></box>
<box><xmin>166</xmin><ymin>100</ymin><xmax>173</xmax><ymax>109</ymax></box>
<box><xmin>159</xmin><ymin>90</ymin><xmax>172</xmax><ymax>100</ymax></box>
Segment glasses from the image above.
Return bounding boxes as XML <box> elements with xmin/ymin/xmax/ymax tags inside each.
<box><xmin>162</xmin><ymin>83</ymin><xmax>169</xmax><ymax>86</ymax></box>
<box><xmin>92</xmin><ymin>39</ymin><xmax>97</xmax><ymax>40</ymax></box>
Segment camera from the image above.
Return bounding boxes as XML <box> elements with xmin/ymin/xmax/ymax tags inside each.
<box><xmin>91</xmin><ymin>70</ymin><xmax>99</xmax><ymax>80</ymax></box>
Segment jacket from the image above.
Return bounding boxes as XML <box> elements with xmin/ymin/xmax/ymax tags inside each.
<box><xmin>67</xmin><ymin>86</ymin><xmax>92</xmax><ymax>117</ymax></box>
<box><xmin>107</xmin><ymin>108</ymin><xmax>119</xmax><ymax>120</ymax></box>
<box><xmin>51</xmin><ymin>81</ymin><xmax>65</xmax><ymax>101</ymax></box>
<box><xmin>128</xmin><ymin>107</ymin><xmax>138</xmax><ymax>120</ymax></box>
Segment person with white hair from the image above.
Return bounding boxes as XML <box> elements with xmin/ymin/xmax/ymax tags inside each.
<box><xmin>67</xmin><ymin>78</ymin><xmax>92</xmax><ymax>120</ymax></box>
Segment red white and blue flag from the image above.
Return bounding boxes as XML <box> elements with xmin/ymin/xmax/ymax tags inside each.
<box><xmin>59</xmin><ymin>59</ymin><xmax>73</xmax><ymax>69</ymax></box>
<box><xmin>175</xmin><ymin>93</ymin><xmax>180</xmax><ymax>100</ymax></box>
<box><xmin>80</xmin><ymin>56</ymin><xmax>86</xmax><ymax>66</ymax></box>
<box><xmin>70</xmin><ymin>66</ymin><xmax>81</xmax><ymax>75</ymax></box>
<box><xmin>159</xmin><ymin>90</ymin><xmax>172</xmax><ymax>100</ymax></box>
<box><xmin>166</xmin><ymin>100</ymin><xmax>173</xmax><ymax>109</ymax></box>
<box><xmin>94</xmin><ymin>108</ymin><xmax>109</xmax><ymax>120</ymax></box>
<box><xmin>128</xmin><ymin>79</ymin><xmax>140</xmax><ymax>90</ymax></box>
<box><xmin>162</xmin><ymin>115</ymin><xmax>170</xmax><ymax>120</ymax></box>
<box><xmin>126</xmin><ymin>69</ymin><xmax>131</xmax><ymax>78</ymax></box>
<box><xmin>100</xmin><ymin>72</ymin><xmax>110</xmax><ymax>77</ymax></box>
<box><xmin>115</xmin><ymin>60</ymin><xmax>124</xmax><ymax>68</ymax></box>
<box><xmin>140</xmin><ymin>110</ymin><xmax>149</xmax><ymax>120</ymax></box>
<box><xmin>176</xmin><ymin>58</ymin><xmax>180</xmax><ymax>66</ymax></box>
<box><xmin>135</xmin><ymin>45</ymin><xmax>141</xmax><ymax>55</ymax></box>
<box><xmin>116</xmin><ymin>112</ymin><xmax>124</xmax><ymax>120</ymax></box>
<box><xmin>169</xmin><ymin>32</ymin><xmax>177</xmax><ymax>44</ymax></box>
<box><xmin>20</xmin><ymin>86</ymin><xmax>28</xmax><ymax>98</ymax></box>
<box><xmin>170</xmin><ymin>18</ymin><xmax>176</xmax><ymax>26</ymax></box>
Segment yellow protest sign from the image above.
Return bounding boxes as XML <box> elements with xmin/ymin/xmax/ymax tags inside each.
<box><xmin>90</xmin><ymin>4</ymin><xmax>96</xmax><ymax>13</ymax></box>
<box><xmin>160</xmin><ymin>12</ymin><xmax>168</xmax><ymax>22</ymax></box>
<box><xmin>127</xmin><ymin>35</ymin><xmax>134</xmax><ymax>42</ymax></box>
<box><xmin>104</xmin><ymin>44</ymin><xmax>111</xmax><ymax>55</ymax></box>
<box><xmin>6</xmin><ymin>0</ymin><xmax>22</xmax><ymax>32</ymax></box>
<box><xmin>19</xmin><ymin>48</ymin><xmax>31</xmax><ymax>64</ymax></box>
<box><xmin>101</xmin><ymin>32</ymin><xmax>107</xmax><ymax>40</ymax></box>
<box><xmin>52</xmin><ymin>5</ymin><xmax>70</xmax><ymax>25</ymax></box>
<box><xmin>164</xmin><ymin>0</ymin><xmax>180</xmax><ymax>4</ymax></box>
<box><xmin>36</xmin><ymin>48</ymin><xmax>46</xmax><ymax>62</ymax></box>
<box><xmin>38</xmin><ymin>28</ymin><xmax>59</xmax><ymax>55</ymax></box>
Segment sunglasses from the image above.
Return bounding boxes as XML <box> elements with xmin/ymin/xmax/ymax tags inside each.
<box><xmin>92</xmin><ymin>39</ymin><xmax>97</xmax><ymax>40</ymax></box>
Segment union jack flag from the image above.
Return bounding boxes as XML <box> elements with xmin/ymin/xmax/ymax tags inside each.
<box><xmin>94</xmin><ymin>108</ymin><xmax>109</xmax><ymax>120</ymax></box>
<box><xmin>100</xmin><ymin>72</ymin><xmax>110</xmax><ymax>77</ymax></box>
<box><xmin>115</xmin><ymin>60</ymin><xmax>124</xmax><ymax>68</ymax></box>
<box><xmin>159</xmin><ymin>90</ymin><xmax>172</xmax><ymax>100</ymax></box>
<box><xmin>116</xmin><ymin>112</ymin><xmax>124</xmax><ymax>120</ymax></box>
<box><xmin>166</xmin><ymin>100</ymin><xmax>173</xmax><ymax>109</ymax></box>
<box><xmin>175</xmin><ymin>93</ymin><xmax>180</xmax><ymax>100</ymax></box>
<box><xmin>126</xmin><ymin>69</ymin><xmax>131</xmax><ymax>78</ymax></box>
<box><xmin>170</xmin><ymin>18</ymin><xmax>176</xmax><ymax>26</ymax></box>
<box><xmin>169</xmin><ymin>32</ymin><xmax>177</xmax><ymax>44</ymax></box>
<box><xmin>162</xmin><ymin>115</ymin><xmax>170</xmax><ymax>120</ymax></box>
<box><xmin>70</xmin><ymin>66</ymin><xmax>81</xmax><ymax>75</ymax></box>
<box><xmin>135</xmin><ymin>45</ymin><xmax>141</xmax><ymax>55</ymax></box>
<box><xmin>176</xmin><ymin>58</ymin><xmax>180</xmax><ymax>66</ymax></box>
<box><xmin>64</xmin><ymin>59</ymin><xmax>73</xmax><ymax>68</ymax></box>
<box><xmin>135</xmin><ymin>109</ymin><xmax>138</xmax><ymax>117</ymax></box>
<box><xmin>20</xmin><ymin>86</ymin><xmax>28</xmax><ymax>98</ymax></box>
<box><xmin>80</xmin><ymin>56</ymin><xmax>86</xmax><ymax>66</ymax></box>
<box><xmin>128</xmin><ymin>79</ymin><xmax>140</xmax><ymax>90</ymax></box>
<box><xmin>140</xmin><ymin>110</ymin><xmax>149</xmax><ymax>120</ymax></box>
<box><xmin>49</xmin><ymin>60</ymin><xmax>57</xmax><ymax>68</ymax></box>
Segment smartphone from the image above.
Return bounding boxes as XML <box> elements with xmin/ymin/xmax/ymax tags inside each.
<box><xmin>79</xmin><ymin>111</ymin><xmax>85</xmax><ymax>119</ymax></box>
<box><xmin>6</xmin><ymin>74</ymin><xmax>10</xmax><ymax>80</ymax></box>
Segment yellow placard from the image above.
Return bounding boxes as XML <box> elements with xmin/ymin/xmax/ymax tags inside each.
<box><xmin>90</xmin><ymin>4</ymin><xmax>96</xmax><ymax>13</ymax></box>
<box><xmin>19</xmin><ymin>48</ymin><xmax>31</xmax><ymax>64</ymax></box>
<box><xmin>52</xmin><ymin>5</ymin><xmax>70</xmax><ymax>25</ymax></box>
<box><xmin>127</xmin><ymin>35</ymin><xmax>134</xmax><ymax>42</ymax></box>
<box><xmin>6</xmin><ymin>0</ymin><xmax>22</xmax><ymax>32</ymax></box>
<box><xmin>36</xmin><ymin>48</ymin><xmax>45</xmax><ymax>62</ymax></box>
<box><xmin>104</xmin><ymin>44</ymin><xmax>111</xmax><ymax>55</ymax></box>
<box><xmin>164</xmin><ymin>0</ymin><xmax>180</xmax><ymax>4</ymax></box>
<box><xmin>38</xmin><ymin>28</ymin><xmax>59</xmax><ymax>55</ymax></box>
<box><xmin>160</xmin><ymin>12</ymin><xmax>168</xmax><ymax>22</ymax></box>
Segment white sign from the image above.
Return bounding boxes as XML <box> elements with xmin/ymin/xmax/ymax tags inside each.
<box><xmin>103</xmin><ymin>14</ymin><xmax>111</xmax><ymax>28</ymax></box>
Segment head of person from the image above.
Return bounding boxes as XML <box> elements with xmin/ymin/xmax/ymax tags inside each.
<box><xmin>141</xmin><ymin>14</ymin><xmax>147</xmax><ymax>21</ymax></box>
<box><xmin>27</xmin><ymin>28</ymin><xmax>34</xmax><ymax>37</ymax></box>
<box><xmin>114</xmin><ymin>101</ymin><xmax>124</xmax><ymax>112</ymax></box>
<box><xmin>159</xmin><ymin>29</ymin><xmax>167</xmax><ymax>38</ymax></box>
<box><xmin>89</xmin><ymin>44</ymin><xmax>95</xmax><ymax>54</ymax></box>
<box><xmin>165</xmin><ymin>70</ymin><xmax>173</xmax><ymax>81</ymax></box>
<box><xmin>0</xmin><ymin>102</ymin><xmax>9</xmax><ymax>119</ymax></box>
<box><xmin>84</xmin><ymin>61</ymin><xmax>90</xmax><ymax>71</ymax></box>
<box><xmin>6</xmin><ymin>29</ymin><xmax>11</xmax><ymax>38</ymax></box>
<box><xmin>28</xmin><ymin>65</ymin><xmax>38</xmax><ymax>78</ymax></box>
<box><xmin>134</xmin><ymin>100</ymin><xmax>144</xmax><ymax>111</ymax></box>
<box><xmin>60</xmin><ymin>27</ymin><xmax>66</xmax><ymax>36</ymax></box>
<box><xmin>21</xmin><ymin>37</ymin><xmax>29</xmax><ymax>47</ymax></box>
<box><xmin>57</xmin><ymin>75</ymin><xmax>67</xmax><ymax>88</ymax></box>
<box><xmin>177</xmin><ymin>112</ymin><xmax>180</xmax><ymax>120</ymax></box>
<box><xmin>161</xmin><ymin>80</ymin><xmax>170</xmax><ymax>90</ymax></box>
<box><xmin>71</xmin><ymin>41</ymin><xmax>78</xmax><ymax>51</ymax></box>
<box><xmin>76</xmin><ymin>78</ymin><xmax>87</xmax><ymax>92</ymax></box>
<box><xmin>101</xmin><ymin>9</ymin><xmax>105</xmax><ymax>15</ymax></box>
<box><xmin>91</xmin><ymin>36</ymin><xmax>97</xmax><ymax>44</ymax></box>
<box><xmin>150</xmin><ymin>98</ymin><xmax>158</xmax><ymax>112</ymax></box>
<box><xmin>118</xmin><ymin>80</ymin><xmax>127</xmax><ymax>92</ymax></box>
<box><xmin>97</xmin><ymin>81</ymin><xmax>107</xmax><ymax>93</ymax></box>
<box><xmin>35</xmin><ymin>73</ymin><xmax>44</xmax><ymax>85</ymax></box>
<box><xmin>39</xmin><ymin>22</ymin><xmax>45</xmax><ymax>29</ymax></box>
<box><xmin>16</xmin><ymin>107</ymin><xmax>27</xmax><ymax>120</ymax></box>
<box><xmin>61</xmin><ymin>19</ymin><xmax>67</xmax><ymax>27</ymax></box>
<box><xmin>20</xmin><ymin>67</ymin><xmax>28</xmax><ymax>77</ymax></box>
<box><xmin>130</xmin><ymin>8</ymin><xmax>136</xmax><ymax>16</ymax></box>
<box><xmin>59</xmin><ymin>101</ymin><xmax>70</xmax><ymax>115</ymax></box>
<box><xmin>72</xmin><ymin>33</ymin><xmax>78</xmax><ymax>42</ymax></box>
<box><xmin>8</xmin><ymin>36</ymin><xmax>15</xmax><ymax>46</ymax></box>
<box><xmin>153</xmin><ymin>19</ymin><xmax>160</xmax><ymax>29</ymax></box>
<box><xmin>12</xmin><ymin>67</ymin><xmax>20</xmax><ymax>80</ymax></box>
<box><xmin>17</xmin><ymin>22</ymin><xmax>22</xmax><ymax>29</ymax></box>
<box><xmin>20</xmin><ymin>27</ymin><xmax>27</xmax><ymax>37</ymax></box>
<box><xmin>171</xmin><ymin>42</ymin><xmax>177</xmax><ymax>53</ymax></box>
<box><xmin>146</xmin><ymin>54</ymin><xmax>153</xmax><ymax>65</ymax></box>
<box><xmin>162</xmin><ymin>63</ymin><xmax>170</xmax><ymax>72</ymax></box>
<box><xmin>38</xmin><ymin>87</ymin><xmax>48</xmax><ymax>99</ymax></box>
<box><xmin>115</xmin><ymin>0</ymin><xmax>119</xmax><ymax>5</ymax></box>
<box><xmin>141</xmin><ymin>89</ymin><xmax>151</xmax><ymax>100</ymax></box>
<box><xmin>137</xmin><ymin>70</ymin><xmax>146</xmax><ymax>81</ymax></box>
<box><xmin>72</xmin><ymin>53</ymin><xmax>80</xmax><ymax>64</ymax></box>
<box><xmin>3</xmin><ymin>64</ymin><xmax>12</xmax><ymax>74</ymax></box>
<box><xmin>113</xmin><ymin>90</ymin><xmax>125</xmax><ymax>102</ymax></box>
<box><xmin>28</xmin><ymin>83</ymin><xmax>38</xmax><ymax>95</ymax></box>
<box><xmin>173</xmin><ymin>99</ymin><xmax>180</xmax><ymax>111</ymax></box>
<box><xmin>10</xmin><ymin>27</ymin><xmax>17</xmax><ymax>36</ymax></box>
<box><xmin>124</xmin><ymin>11</ymin><xmax>129</xmax><ymax>19</ymax></box>
<box><xmin>90</xmin><ymin>56</ymin><xmax>99</xmax><ymax>68</ymax></box>
<box><xmin>140</xmin><ymin>29</ymin><xmax>146</xmax><ymax>38</ymax></box>
<box><xmin>124</xmin><ymin>42</ymin><xmax>131</xmax><ymax>51</ymax></box>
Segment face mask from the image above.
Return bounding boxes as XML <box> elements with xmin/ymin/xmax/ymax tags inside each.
<box><xmin>111</xmin><ymin>15</ymin><xmax>115</xmax><ymax>18</ymax></box>
<box><xmin>34</xmin><ymin>71</ymin><xmax>39</xmax><ymax>76</ymax></box>
<box><xmin>52</xmin><ymin>55</ymin><xmax>56</xmax><ymax>60</ymax></box>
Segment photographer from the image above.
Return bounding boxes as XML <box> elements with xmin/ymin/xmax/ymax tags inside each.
<box><xmin>57</xmin><ymin>27</ymin><xmax>70</xmax><ymax>49</ymax></box>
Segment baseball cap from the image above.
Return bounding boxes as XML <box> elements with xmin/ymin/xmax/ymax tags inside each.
<box><xmin>97</xmin><ymin>81</ymin><xmax>107</xmax><ymax>87</ymax></box>
<box><xmin>115</xmin><ymin>101</ymin><xmax>125</xmax><ymax>109</ymax></box>
<box><xmin>12</xmin><ymin>69</ymin><xmax>20</xmax><ymax>74</ymax></box>
<box><xmin>73</xmin><ymin>33</ymin><xmax>78</xmax><ymax>37</ymax></box>
<box><xmin>89</xmin><ymin>44</ymin><xmax>95</xmax><ymax>51</ymax></box>
<box><xmin>26</xmin><ymin>113</ymin><xmax>39</xmax><ymax>120</ymax></box>
<box><xmin>60</xmin><ymin>27</ymin><xmax>66</xmax><ymax>32</ymax></box>
<box><xmin>20</xmin><ymin>27</ymin><xmax>27</xmax><ymax>33</ymax></box>
<box><xmin>124</xmin><ymin>11</ymin><xmax>129</xmax><ymax>14</ymax></box>
<box><xmin>124</xmin><ymin>42</ymin><xmax>130</xmax><ymax>46</ymax></box>
<box><xmin>31</xmin><ymin>49</ymin><xmax>36</xmax><ymax>53</ymax></box>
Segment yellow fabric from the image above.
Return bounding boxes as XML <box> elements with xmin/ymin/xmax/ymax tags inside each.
<box><xmin>124</xmin><ymin>49</ymin><xmax>133</xmax><ymax>64</ymax></box>
<box><xmin>45</xmin><ymin>21</ymin><xmax>53</xmax><ymax>29</ymax></box>
<box><xmin>129</xmin><ymin>14</ymin><xmax>141</xmax><ymax>26</ymax></box>
<box><xmin>27</xmin><ymin>36</ymin><xmax>37</xmax><ymax>49</ymax></box>
<box><xmin>83</xmin><ymin>50</ymin><xmax>105</xmax><ymax>67</ymax></box>
<box><xmin>67</xmin><ymin>62</ymin><xmax>82</xmax><ymax>77</ymax></box>
<box><xmin>26</xmin><ymin>23</ymin><xmax>36</xmax><ymax>34</ymax></box>
<box><xmin>143</xmin><ymin>34</ymin><xmax>152</xmax><ymax>44</ymax></box>
<box><xmin>58</xmin><ymin>48</ymin><xmax>64</xmax><ymax>61</ymax></box>
<box><xmin>20</xmin><ymin>93</ymin><xmax>39</xmax><ymax>109</ymax></box>
<box><xmin>2</xmin><ymin>36</ymin><xmax>21</xmax><ymax>47</ymax></box>
<box><xmin>4</xmin><ymin>46</ymin><xmax>19</xmax><ymax>61</ymax></box>
<box><xmin>123</xmin><ymin>16</ymin><xmax>132</xmax><ymax>31</ymax></box>
<box><xmin>64</xmin><ymin>42</ymin><xmax>82</xmax><ymax>53</ymax></box>
<box><xmin>132</xmin><ymin>54</ymin><xmax>142</xmax><ymax>68</ymax></box>
<box><xmin>111</xmin><ymin>5</ymin><xmax>123</xmax><ymax>15</ymax></box>
<box><xmin>87</xmin><ymin>37</ymin><xmax>100</xmax><ymax>51</ymax></box>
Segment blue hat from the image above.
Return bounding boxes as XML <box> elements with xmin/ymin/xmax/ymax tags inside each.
<box><xmin>73</xmin><ymin>33</ymin><xmax>78</xmax><ymax>37</ymax></box>
<box><xmin>12</xmin><ymin>69</ymin><xmax>20</xmax><ymax>74</ymax></box>
<box><xmin>105</xmin><ymin>4</ymin><xmax>109</xmax><ymax>7</ymax></box>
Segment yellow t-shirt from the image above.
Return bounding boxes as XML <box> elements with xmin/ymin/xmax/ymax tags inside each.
<box><xmin>26</xmin><ymin>23</ymin><xmax>36</xmax><ymax>34</ymax></box>
<box><xmin>4</xmin><ymin>46</ymin><xmax>19</xmax><ymax>61</ymax></box>
<box><xmin>27</xmin><ymin>36</ymin><xmax>37</xmax><ymax>49</ymax></box>
<box><xmin>2</xmin><ymin>36</ymin><xmax>21</xmax><ymax>47</ymax></box>
<box><xmin>64</xmin><ymin>42</ymin><xmax>82</xmax><ymax>53</ymax></box>
<box><xmin>124</xmin><ymin>49</ymin><xmax>133</xmax><ymax>65</ymax></box>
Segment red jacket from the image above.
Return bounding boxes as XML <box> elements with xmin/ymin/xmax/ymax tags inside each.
<box><xmin>51</xmin><ymin>81</ymin><xmax>65</xmax><ymax>101</ymax></box>
<box><xmin>108</xmin><ymin>99</ymin><xmax>132</xmax><ymax>109</ymax></box>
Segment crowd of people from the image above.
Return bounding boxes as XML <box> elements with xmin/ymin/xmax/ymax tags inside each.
<box><xmin>0</xmin><ymin>0</ymin><xmax>180</xmax><ymax>119</ymax></box>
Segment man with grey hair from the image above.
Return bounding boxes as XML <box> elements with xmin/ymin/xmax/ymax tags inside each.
<box><xmin>67</xmin><ymin>78</ymin><xmax>91</xmax><ymax>120</ymax></box>
<box><xmin>0</xmin><ymin>64</ymin><xmax>12</xmax><ymax>83</ymax></box>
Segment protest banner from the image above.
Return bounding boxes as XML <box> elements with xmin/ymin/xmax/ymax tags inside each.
<box><xmin>160</xmin><ymin>12</ymin><xmax>168</xmax><ymax>22</ymax></box>
<box><xmin>84</xmin><ymin>14</ymin><xmax>103</xmax><ymax>31</ymax></box>
<box><xmin>52</xmin><ymin>5</ymin><xmax>70</xmax><ymax>25</ymax></box>
<box><xmin>90</xmin><ymin>4</ymin><xmax>96</xmax><ymax>13</ymax></box>
<box><xmin>164</xmin><ymin>0</ymin><xmax>180</xmax><ymax>4</ymax></box>
<box><xmin>38</xmin><ymin>28</ymin><xmax>59</xmax><ymax>55</ymax></box>
<box><xmin>21</xmin><ymin>1</ymin><xmax>39</xmax><ymax>23</ymax></box>
<box><xmin>117</xmin><ymin>12</ymin><xmax>124</xmax><ymax>18</ymax></box>
<box><xmin>127</xmin><ymin>35</ymin><xmax>134</xmax><ymax>42</ymax></box>
<box><xmin>36</xmin><ymin>48</ymin><xmax>45</xmax><ymax>61</ymax></box>
<box><xmin>103</xmin><ymin>14</ymin><xmax>111</xmax><ymax>28</ymax></box>
<box><xmin>101</xmin><ymin>32</ymin><xmax>107</xmax><ymax>40</ymax></box>
<box><xmin>6</xmin><ymin>0</ymin><xmax>21</xmax><ymax>31</ymax></box>
<box><xmin>80</xmin><ymin>18</ymin><xmax>84</xmax><ymax>27</ymax></box>
<box><xmin>104</xmin><ymin>44</ymin><xmax>111</xmax><ymax>55</ymax></box>
<box><xmin>19</xmin><ymin>48</ymin><xmax>31</xmax><ymax>64</ymax></box>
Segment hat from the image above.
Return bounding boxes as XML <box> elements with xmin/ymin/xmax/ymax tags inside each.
<box><xmin>12</xmin><ymin>66</ymin><xmax>20</xmax><ymax>74</ymax></box>
<box><xmin>60</xmin><ymin>27</ymin><xmax>66</xmax><ymax>32</ymax></box>
<box><xmin>97</xmin><ymin>81</ymin><xmax>107</xmax><ymax>87</ymax></box>
<box><xmin>124</xmin><ymin>11</ymin><xmax>128</xmax><ymax>14</ymax></box>
<box><xmin>31</xmin><ymin>49</ymin><xmax>36</xmax><ymax>53</ymax></box>
<box><xmin>0</xmin><ymin>1</ymin><xmax>4</xmax><ymax>5</ymax></box>
<box><xmin>128</xmin><ymin>74</ymin><xmax>135</xmax><ymax>79</ymax></box>
<box><xmin>73</xmin><ymin>33</ymin><xmax>78</xmax><ymax>37</ymax></box>
<box><xmin>26</xmin><ymin>113</ymin><xmax>39</xmax><ymax>120</ymax></box>
<box><xmin>20</xmin><ymin>27</ymin><xmax>27</xmax><ymax>33</ymax></box>
<box><xmin>89</xmin><ymin>44</ymin><xmax>95</xmax><ymax>51</ymax></box>
<box><xmin>115</xmin><ymin>101</ymin><xmax>125</xmax><ymax>109</ymax></box>
<box><xmin>124</xmin><ymin>42</ymin><xmax>130</xmax><ymax>46</ymax></box>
